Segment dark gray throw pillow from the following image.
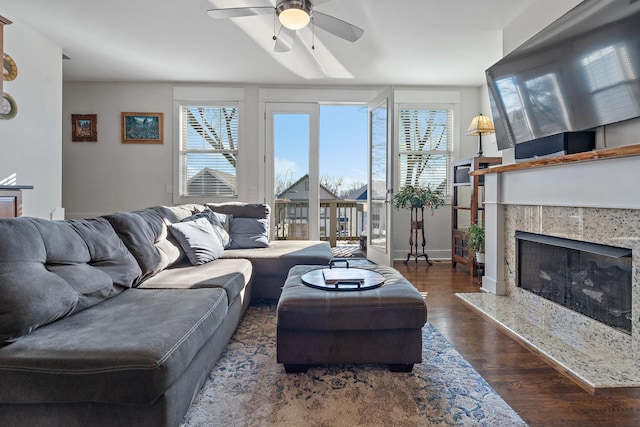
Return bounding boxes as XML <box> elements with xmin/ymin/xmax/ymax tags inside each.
<box><xmin>228</xmin><ymin>217</ymin><xmax>270</xmax><ymax>249</ymax></box>
<box><xmin>168</xmin><ymin>217</ymin><xmax>224</xmax><ymax>265</ymax></box>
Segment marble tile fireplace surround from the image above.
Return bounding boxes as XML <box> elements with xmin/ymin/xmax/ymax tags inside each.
<box><xmin>457</xmin><ymin>151</ymin><xmax>640</xmax><ymax>393</ymax></box>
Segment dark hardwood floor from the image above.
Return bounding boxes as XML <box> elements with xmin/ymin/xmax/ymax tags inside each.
<box><xmin>395</xmin><ymin>260</ymin><xmax>640</xmax><ymax>427</ymax></box>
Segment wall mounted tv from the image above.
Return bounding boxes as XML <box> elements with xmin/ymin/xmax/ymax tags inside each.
<box><xmin>486</xmin><ymin>0</ymin><xmax>640</xmax><ymax>150</ymax></box>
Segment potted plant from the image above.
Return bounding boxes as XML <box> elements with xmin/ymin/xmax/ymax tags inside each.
<box><xmin>467</xmin><ymin>222</ymin><xmax>485</xmax><ymax>263</ymax></box>
<box><xmin>393</xmin><ymin>184</ymin><xmax>445</xmax><ymax>214</ymax></box>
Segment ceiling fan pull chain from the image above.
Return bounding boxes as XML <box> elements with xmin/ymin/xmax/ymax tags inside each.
<box><xmin>311</xmin><ymin>18</ymin><xmax>315</xmax><ymax>50</ymax></box>
<box><xmin>273</xmin><ymin>9</ymin><xmax>277</xmax><ymax>41</ymax></box>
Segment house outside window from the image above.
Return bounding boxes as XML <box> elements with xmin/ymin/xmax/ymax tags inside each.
<box><xmin>179</xmin><ymin>104</ymin><xmax>239</xmax><ymax>198</ymax></box>
<box><xmin>397</xmin><ymin>106</ymin><xmax>453</xmax><ymax>197</ymax></box>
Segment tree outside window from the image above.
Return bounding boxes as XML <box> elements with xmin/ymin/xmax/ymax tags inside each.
<box><xmin>180</xmin><ymin>105</ymin><xmax>239</xmax><ymax>197</ymax></box>
<box><xmin>398</xmin><ymin>107</ymin><xmax>452</xmax><ymax>197</ymax></box>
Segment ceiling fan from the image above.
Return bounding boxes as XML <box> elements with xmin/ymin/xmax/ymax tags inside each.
<box><xmin>207</xmin><ymin>0</ymin><xmax>364</xmax><ymax>52</ymax></box>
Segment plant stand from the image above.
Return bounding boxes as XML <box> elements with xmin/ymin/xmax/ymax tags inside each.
<box><xmin>474</xmin><ymin>259</ymin><xmax>485</xmax><ymax>285</ymax></box>
<box><xmin>404</xmin><ymin>206</ymin><xmax>431</xmax><ymax>266</ymax></box>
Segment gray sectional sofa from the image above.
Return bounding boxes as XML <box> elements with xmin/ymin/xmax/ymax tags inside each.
<box><xmin>0</xmin><ymin>202</ymin><xmax>333</xmax><ymax>427</ymax></box>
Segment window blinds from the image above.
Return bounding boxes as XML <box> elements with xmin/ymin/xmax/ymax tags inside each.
<box><xmin>398</xmin><ymin>108</ymin><xmax>452</xmax><ymax>196</ymax></box>
<box><xmin>180</xmin><ymin>105</ymin><xmax>239</xmax><ymax>197</ymax></box>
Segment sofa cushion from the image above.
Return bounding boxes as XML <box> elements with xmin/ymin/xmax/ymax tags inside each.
<box><xmin>220</xmin><ymin>240</ymin><xmax>332</xmax><ymax>276</ymax></box>
<box><xmin>68</xmin><ymin>218</ymin><xmax>142</xmax><ymax>289</ymax></box>
<box><xmin>30</xmin><ymin>218</ymin><xmax>91</xmax><ymax>264</ymax></box>
<box><xmin>31</xmin><ymin>217</ymin><xmax>139</xmax><ymax>302</ymax></box>
<box><xmin>168</xmin><ymin>217</ymin><xmax>224</xmax><ymax>265</ymax></box>
<box><xmin>207</xmin><ymin>202</ymin><xmax>270</xmax><ymax>219</ymax></box>
<box><xmin>0</xmin><ymin>288</ymin><xmax>228</xmax><ymax>406</ymax></box>
<box><xmin>220</xmin><ymin>240</ymin><xmax>333</xmax><ymax>299</ymax></box>
<box><xmin>103</xmin><ymin>207</ymin><xmax>183</xmax><ymax>282</ymax></box>
<box><xmin>29</xmin><ymin>220</ymin><xmax>113</xmax><ymax>315</ymax></box>
<box><xmin>46</xmin><ymin>264</ymin><xmax>115</xmax><ymax>315</ymax></box>
<box><xmin>228</xmin><ymin>217</ymin><xmax>270</xmax><ymax>249</ymax></box>
<box><xmin>0</xmin><ymin>217</ymin><xmax>140</xmax><ymax>344</ymax></box>
<box><xmin>0</xmin><ymin>217</ymin><xmax>47</xmax><ymax>263</ymax></box>
<box><xmin>0</xmin><ymin>264</ymin><xmax>78</xmax><ymax>345</ymax></box>
<box><xmin>139</xmin><ymin>258</ymin><xmax>252</xmax><ymax>306</ymax></box>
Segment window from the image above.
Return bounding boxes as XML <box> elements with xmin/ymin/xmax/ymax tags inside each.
<box><xmin>397</xmin><ymin>107</ymin><xmax>453</xmax><ymax>197</ymax></box>
<box><xmin>179</xmin><ymin>104</ymin><xmax>239</xmax><ymax>198</ymax></box>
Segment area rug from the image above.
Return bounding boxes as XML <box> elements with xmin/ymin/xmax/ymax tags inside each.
<box><xmin>180</xmin><ymin>304</ymin><xmax>527</xmax><ymax>427</ymax></box>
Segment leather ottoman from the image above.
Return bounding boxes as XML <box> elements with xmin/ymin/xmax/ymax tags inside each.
<box><xmin>276</xmin><ymin>264</ymin><xmax>428</xmax><ymax>373</ymax></box>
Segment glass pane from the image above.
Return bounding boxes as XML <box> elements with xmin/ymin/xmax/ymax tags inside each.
<box><xmin>273</xmin><ymin>114</ymin><xmax>310</xmax><ymax>240</ymax></box>
<box><xmin>185</xmin><ymin>152</ymin><xmax>237</xmax><ymax>196</ymax></box>
<box><xmin>370</xmin><ymin>104</ymin><xmax>387</xmax><ymax>252</ymax></box>
<box><xmin>398</xmin><ymin>153</ymin><xmax>448</xmax><ymax>194</ymax></box>
<box><xmin>182</xmin><ymin>105</ymin><xmax>238</xmax><ymax>197</ymax></box>
<box><xmin>319</xmin><ymin>105</ymin><xmax>368</xmax><ymax>246</ymax></box>
<box><xmin>397</xmin><ymin>108</ymin><xmax>451</xmax><ymax>196</ymax></box>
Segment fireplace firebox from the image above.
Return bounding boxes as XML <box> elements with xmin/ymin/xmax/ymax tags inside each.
<box><xmin>516</xmin><ymin>231</ymin><xmax>632</xmax><ymax>334</ymax></box>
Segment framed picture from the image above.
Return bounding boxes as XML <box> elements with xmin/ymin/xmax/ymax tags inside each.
<box><xmin>71</xmin><ymin>114</ymin><xmax>97</xmax><ymax>142</ymax></box>
<box><xmin>121</xmin><ymin>112</ymin><xmax>163</xmax><ymax>144</ymax></box>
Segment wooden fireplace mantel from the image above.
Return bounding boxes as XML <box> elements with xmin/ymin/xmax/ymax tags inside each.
<box><xmin>470</xmin><ymin>143</ymin><xmax>640</xmax><ymax>176</ymax></box>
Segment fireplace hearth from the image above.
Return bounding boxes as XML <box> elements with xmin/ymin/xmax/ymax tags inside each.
<box><xmin>517</xmin><ymin>231</ymin><xmax>632</xmax><ymax>334</ymax></box>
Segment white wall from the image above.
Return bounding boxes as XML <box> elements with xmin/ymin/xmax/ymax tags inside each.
<box><xmin>62</xmin><ymin>82</ymin><xmax>175</xmax><ymax>217</ymax></box>
<box><xmin>63</xmin><ymin>82</ymin><xmax>483</xmax><ymax>259</ymax></box>
<box><xmin>0</xmin><ymin>20</ymin><xmax>62</xmax><ymax>218</ymax></box>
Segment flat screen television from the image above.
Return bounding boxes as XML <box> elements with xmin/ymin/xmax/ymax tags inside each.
<box><xmin>486</xmin><ymin>0</ymin><xmax>640</xmax><ymax>150</ymax></box>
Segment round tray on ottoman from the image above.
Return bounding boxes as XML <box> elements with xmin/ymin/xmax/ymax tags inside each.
<box><xmin>276</xmin><ymin>264</ymin><xmax>428</xmax><ymax>373</ymax></box>
<box><xmin>300</xmin><ymin>267</ymin><xmax>385</xmax><ymax>291</ymax></box>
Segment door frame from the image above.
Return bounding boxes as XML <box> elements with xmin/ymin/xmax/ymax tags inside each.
<box><xmin>367</xmin><ymin>88</ymin><xmax>395</xmax><ymax>266</ymax></box>
<box><xmin>265</xmin><ymin>102</ymin><xmax>320</xmax><ymax>240</ymax></box>
<box><xmin>257</xmin><ymin>88</ymin><xmax>382</xmax><ymax>245</ymax></box>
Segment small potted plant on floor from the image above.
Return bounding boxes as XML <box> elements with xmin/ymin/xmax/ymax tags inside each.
<box><xmin>393</xmin><ymin>184</ymin><xmax>445</xmax><ymax>214</ymax></box>
<box><xmin>467</xmin><ymin>222</ymin><xmax>485</xmax><ymax>263</ymax></box>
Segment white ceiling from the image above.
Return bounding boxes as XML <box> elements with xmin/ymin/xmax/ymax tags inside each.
<box><xmin>0</xmin><ymin>0</ymin><xmax>537</xmax><ymax>86</ymax></box>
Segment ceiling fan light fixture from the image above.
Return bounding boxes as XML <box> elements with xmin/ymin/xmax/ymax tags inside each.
<box><xmin>277</xmin><ymin>0</ymin><xmax>312</xmax><ymax>30</ymax></box>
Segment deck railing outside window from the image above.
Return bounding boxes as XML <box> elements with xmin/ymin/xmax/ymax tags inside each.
<box><xmin>273</xmin><ymin>200</ymin><xmax>365</xmax><ymax>247</ymax></box>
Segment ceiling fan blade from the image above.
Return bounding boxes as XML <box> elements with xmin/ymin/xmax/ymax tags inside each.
<box><xmin>207</xmin><ymin>7</ymin><xmax>273</xmax><ymax>19</ymax></box>
<box><xmin>274</xmin><ymin>26</ymin><xmax>296</xmax><ymax>53</ymax></box>
<box><xmin>312</xmin><ymin>12</ymin><xmax>364</xmax><ymax>42</ymax></box>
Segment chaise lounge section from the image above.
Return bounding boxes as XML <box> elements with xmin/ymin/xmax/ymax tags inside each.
<box><xmin>0</xmin><ymin>202</ymin><xmax>333</xmax><ymax>427</ymax></box>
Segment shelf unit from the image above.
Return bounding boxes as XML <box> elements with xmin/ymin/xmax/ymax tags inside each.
<box><xmin>0</xmin><ymin>186</ymin><xmax>33</xmax><ymax>218</ymax></box>
<box><xmin>451</xmin><ymin>156</ymin><xmax>501</xmax><ymax>279</ymax></box>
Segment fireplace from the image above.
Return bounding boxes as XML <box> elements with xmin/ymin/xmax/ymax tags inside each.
<box><xmin>516</xmin><ymin>231</ymin><xmax>632</xmax><ymax>334</ymax></box>
<box><xmin>459</xmin><ymin>153</ymin><xmax>640</xmax><ymax>390</ymax></box>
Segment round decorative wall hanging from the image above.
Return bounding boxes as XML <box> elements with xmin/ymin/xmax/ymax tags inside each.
<box><xmin>3</xmin><ymin>53</ymin><xmax>17</xmax><ymax>81</ymax></box>
<box><xmin>1</xmin><ymin>92</ymin><xmax>17</xmax><ymax>120</ymax></box>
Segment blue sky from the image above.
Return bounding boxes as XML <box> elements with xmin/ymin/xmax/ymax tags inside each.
<box><xmin>274</xmin><ymin>105</ymin><xmax>368</xmax><ymax>191</ymax></box>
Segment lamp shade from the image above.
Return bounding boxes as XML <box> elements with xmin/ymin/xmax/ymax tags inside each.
<box><xmin>467</xmin><ymin>114</ymin><xmax>495</xmax><ymax>136</ymax></box>
<box><xmin>277</xmin><ymin>1</ymin><xmax>312</xmax><ymax>30</ymax></box>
